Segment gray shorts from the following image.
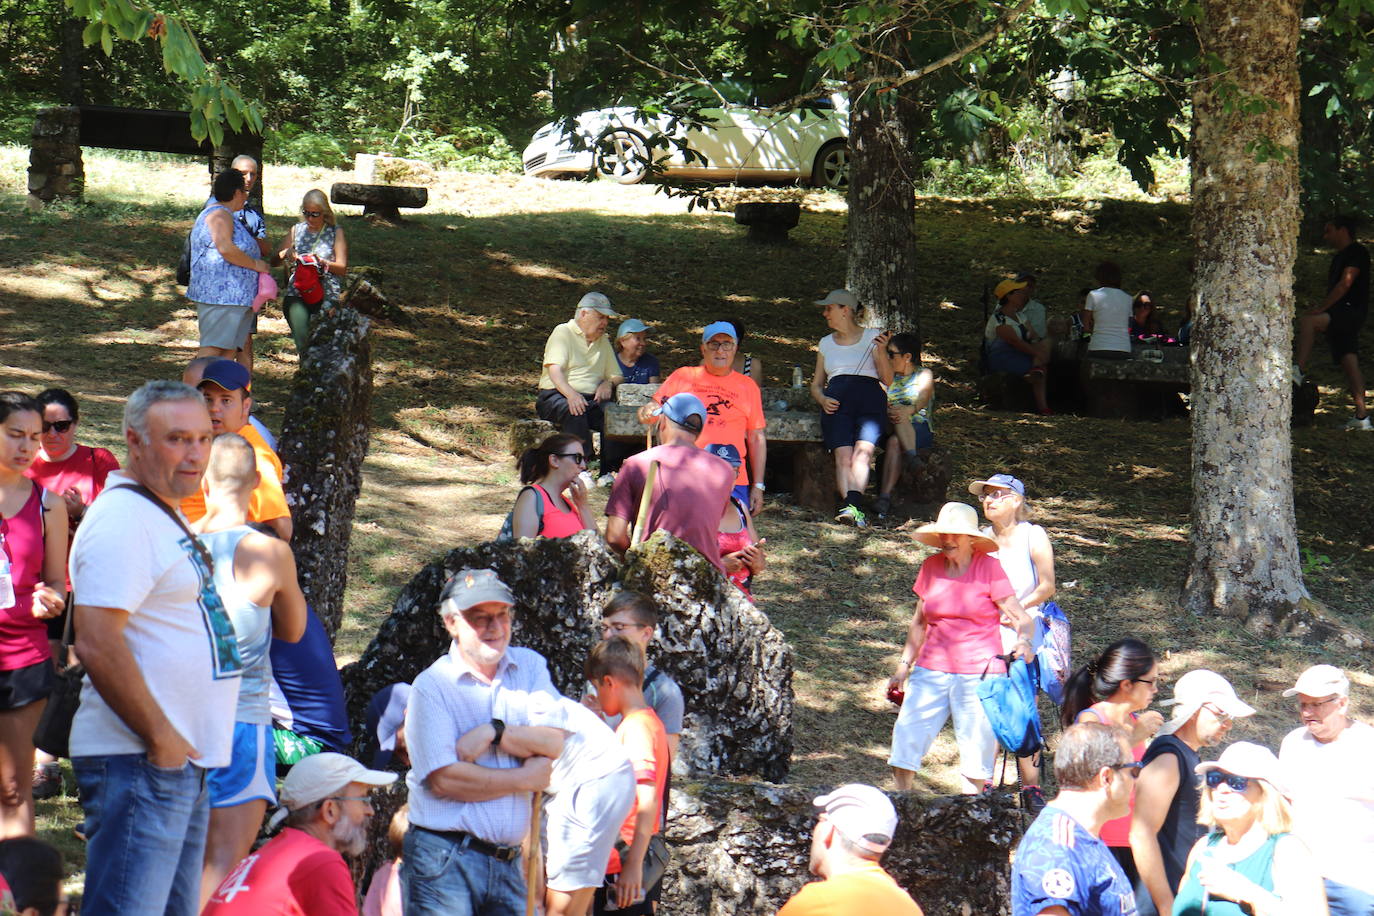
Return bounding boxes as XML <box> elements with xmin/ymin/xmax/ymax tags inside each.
<box><xmin>197</xmin><ymin>302</ymin><xmax>254</xmax><ymax>350</ymax></box>
<box><xmin>544</xmin><ymin>762</ymin><xmax>636</xmax><ymax>892</ymax></box>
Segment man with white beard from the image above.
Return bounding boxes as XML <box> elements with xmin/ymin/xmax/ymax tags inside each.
<box><xmin>201</xmin><ymin>753</ymin><xmax>397</xmax><ymax>913</ymax></box>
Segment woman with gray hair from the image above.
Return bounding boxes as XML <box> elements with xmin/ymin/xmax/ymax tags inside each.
<box><xmin>275</xmin><ymin>188</ymin><xmax>349</xmax><ymax>353</ymax></box>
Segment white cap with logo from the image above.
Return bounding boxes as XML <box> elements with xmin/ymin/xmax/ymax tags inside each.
<box><xmin>813</xmin><ymin>783</ymin><xmax>898</xmax><ymax>854</ymax></box>
<box><xmin>1282</xmin><ymin>664</ymin><xmax>1350</xmax><ymax>699</ymax></box>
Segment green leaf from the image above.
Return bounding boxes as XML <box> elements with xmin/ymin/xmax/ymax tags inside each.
<box><xmin>190</xmin><ymin>108</ymin><xmax>207</xmax><ymax>142</ymax></box>
<box><xmin>81</xmin><ymin>19</ymin><xmax>101</xmax><ymax>48</ymax></box>
<box><xmin>100</xmin><ymin>24</ymin><xmax>113</xmax><ymax>56</ymax></box>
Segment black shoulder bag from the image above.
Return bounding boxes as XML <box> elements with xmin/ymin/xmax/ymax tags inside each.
<box><xmin>33</xmin><ymin>484</ymin><xmax>214</xmax><ymax>758</ymax></box>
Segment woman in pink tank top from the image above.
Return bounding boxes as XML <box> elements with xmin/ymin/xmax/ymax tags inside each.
<box><xmin>508</xmin><ymin>433</ymin><xmax>597</xmax><ymax>539</ymax></box>
<box><xmin>0</xmin><ymin>391</ymin><xmax>69</xmax><ymax>836</ymax></box>
<box><xmin>1060</xmin><ymin>637</ymin><xmax>1165</xmax><ymax>881</ymax></box>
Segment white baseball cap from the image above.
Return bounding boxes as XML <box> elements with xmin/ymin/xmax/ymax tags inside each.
<box><xmin>279</xmin><ymin>753</ymin><xmax>397</xmax><ymax>812</ymax></box>
<box><xmin>1157</xmin><ymin>670</ymin><xmax>1256</xmax><ymax>736</ymax></box>
<box><xmin>1195</xmin><ymin>741</ymin><xmax>1287</xmax><ymax>797</ymax></box>
<box><xmin>1282</xmin><ymin>664</ymin><xmax>1349</xmax><ymax>699</ymax></box>
<box><xmin>813</xmin><ymin>784</ymin><xmax>898</xmax><ymax>854</ymax></box>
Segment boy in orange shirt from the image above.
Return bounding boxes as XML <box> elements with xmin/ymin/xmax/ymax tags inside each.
<box><xmin>587</xmin><ymin>637</ymin><xmax>669</xmax><ymax>915</ymax></box>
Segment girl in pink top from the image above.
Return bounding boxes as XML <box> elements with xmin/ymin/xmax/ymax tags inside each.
<box><xmin>717</xmin><ymin>496</ymin><xmax>765</xmax><ymax>600</ymax></box>
<box><xmin>0</xmin><ymin>392</ymin><xmax>68</xmax><ymax>837</ymax></box>
<box><xmin>1060</xmin><ymin>637</ymin><xmax>1164</xmax><ymax>878</ymax></box>
<box><xmin>25</xmin><ymin>389</ymin><xmax>120</xmax><ymax>539</ymax></box>
<box><xmin>509</xmin><ymin>433</ymin><xmax>598</xmax><ymax>539</ymax></box>
<box><xmin>887</xmin><ymin>502</ymin><xmax>1034</xmax><ymax>793</ymax></box>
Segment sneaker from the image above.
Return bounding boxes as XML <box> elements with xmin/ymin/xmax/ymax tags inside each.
<box><xmin>1020</xmin><ymin>786</ymin><xmax>1047</xmax><ymax>815</ymax></box>
<box><xmin>1291</xmin><ymin>363</ymin><xmax>1304</xmax><ymax>386</ymax></box>
<box><xmin>872</xmin><ymin>495</ymin><xmax>892</xmax><ymax>519</ymax></box>
<box><xmin>1345</xmin><ymin>414</ymin><xmax>1373</xmax><ymax>431</ymax></box>
<box><xmin>902</xmin><ymin>452</ymin><xmax>926</xmax><ymax>474</ymax></box>
<box><xmin>836</xmin><ymin>504</ymin><xmax>868</xmax><ymax>528</ymax></box>
<box><xmin>31</xmin><ymin>764</ymin><xmax>62</xmax><ymax>801</ymax></box>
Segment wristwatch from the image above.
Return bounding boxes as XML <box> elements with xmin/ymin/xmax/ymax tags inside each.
<box><xmin>490</xmin><ymin>718</ymin><xmax>505</xmax><ymax>748</ymax></box>
<box><xmin>753</xmin><ymin>482</ymin><xmax>766</xmax><ymax>491</ymax></box>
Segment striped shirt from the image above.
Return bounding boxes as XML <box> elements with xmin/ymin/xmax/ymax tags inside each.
<box><xmin>405</xmin><ymin>643</ymin><xmax>559</xmax><ymax>845</ymax></box>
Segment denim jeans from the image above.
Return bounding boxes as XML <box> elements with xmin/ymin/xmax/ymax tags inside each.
<box><xmin>73</xmin><ymin>754</ymin><xmax>209</xmax><ymax>916</ymax></box>
<box><xmin>1326</xmin><ymin>879</ymin><xmax>1374</xmax><ymax>916</ymax></box>
<box><xmin>402</xmin><ymin>826</ymin><xmax>527</xmax><ymax>916</ymax></box>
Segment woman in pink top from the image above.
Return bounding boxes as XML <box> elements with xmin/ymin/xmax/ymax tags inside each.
<box><xmin>1060</xmin><ymin>637</ymin><xmax>1164</xmax><ymax>881</ymax></box>
<box><xmin>887</xmin><ymin>501</ymin><xmax>1035</xmax><ymax>793</ymax></box>
<box><xmin>0</xmin><ymin>392</ymin><xmax>68</xmax><ymax>837</ymax></box>
<box><xmin>509</xmin><ymin>433</ymin><xmax>598</xmax><ymax>539</ymax></box>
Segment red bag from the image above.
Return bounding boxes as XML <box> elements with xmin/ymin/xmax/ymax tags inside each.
<box><xmin>292</xmin><ymin>254</ymin><xmax>326</xmax><ymax>306</ymax></box>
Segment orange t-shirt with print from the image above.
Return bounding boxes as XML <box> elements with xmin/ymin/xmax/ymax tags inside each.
<box><xmin>654</xmin><ymin>367</ymin><xmax>765</xmax><ymax>486</ymax></box>
<box><xmin>606</xmin><ymin>707</ymin><xmax>669</xmax><ymax>875</ymax></box>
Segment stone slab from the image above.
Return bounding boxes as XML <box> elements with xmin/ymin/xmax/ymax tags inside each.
<box><xmin>603</xmin><ymin>404</ymin><xmax>822</xmax><ymax>442</ymax></box>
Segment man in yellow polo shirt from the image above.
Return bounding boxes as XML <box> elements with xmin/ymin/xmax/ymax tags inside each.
<box><xmin>180</xmin><ymin>358</ymin><xmax>293</xmax><ymax>540</ymax></box>
<box><xmin>536</xmin><ymin>291</ymin><xmax>624</xmax><ymax>459</ymax></box>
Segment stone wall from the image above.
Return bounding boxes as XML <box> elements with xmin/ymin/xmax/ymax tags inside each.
<box><xmin>28</xmin><ymin>107</ymin><xmax>83</xmax><ymax>208</ymax></box>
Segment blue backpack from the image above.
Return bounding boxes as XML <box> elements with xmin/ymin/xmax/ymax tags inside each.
<box><xmin>1035</xmin><ymin>600</ymin><xmax>1071</xmax><ymax>706</ymax></box>
<box><xmin>977</xmin><ymin>655</ymin><xmax>1044</xmax><ymax>757</ymax></box>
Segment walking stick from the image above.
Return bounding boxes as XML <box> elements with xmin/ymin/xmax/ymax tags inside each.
<box><xmin>631</xmin><ymin>460</ymin><xmax>660</xmax><ymax>547</ymax></box>
<box><xmin>525</xmin><ymin>789</ymin><xmax>544</xmax><ymax>916</ymax></box>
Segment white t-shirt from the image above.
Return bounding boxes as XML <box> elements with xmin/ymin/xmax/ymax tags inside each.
<box><xmin>1085</xmin><ymin>286</ymin><xmax>1133</xmax><ymax>353</ymax></box>
<box><xmin>819</xmin><ymin>328</ymin><xmax>882</xmax><ymax>379</ymax></box>
<box><xmin>1279</xmin><ymin>719</ymin><xmax>1374</xmax><ymax>892</ymax></box>
<box><xmin>69</xmin><ymin>473</ymin><xmax>242</xmax><ymax>767</ymax></box>
<box><xmin>526</xmin><ymin>695</ymin><xmax>632</xmax><ymax>796</ymax></box>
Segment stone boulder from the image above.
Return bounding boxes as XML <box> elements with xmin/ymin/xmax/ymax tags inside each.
<box><xmin>339</xmin><ymin>529</ymin><xmax>793</xmax><ymax>781</ymax></box>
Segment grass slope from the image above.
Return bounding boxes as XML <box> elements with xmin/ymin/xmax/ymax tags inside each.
<box><xmin>2</xmin><ymin>148</ymin><xmax>1371</xmax><ymax>882</ymax></box>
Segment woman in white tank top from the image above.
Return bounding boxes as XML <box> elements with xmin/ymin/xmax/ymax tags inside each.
<box><xmin>971</xmin><ymin>472</ymin><xmax>1057</xmax><ymax>812</ymax></box>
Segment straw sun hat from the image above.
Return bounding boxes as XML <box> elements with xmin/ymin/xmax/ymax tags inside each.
<box><xmin>912</xmin><ymin>502</ymin><xmax>997</xmax><ymax>553</ymax></box>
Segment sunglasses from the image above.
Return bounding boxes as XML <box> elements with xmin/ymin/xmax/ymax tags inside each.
<box><xmin>981</xmin><ymin>490</ymin><xmax>1013</xmax><ymax>501</ymax></box>
<box><xmin>42</xmin><ymin>419</ymin><xmax>75</xmax><ymax>433</ymax></box>
<box><xmin>555</xmin><ymin>452</ymin><xmax>587</xmax><ymax>465</ymax></box>
<box><xmin>302</xmin><ymin>209</ymin><xmax>324</xmax><ymax>218</ymax></box>
<box><xmin>1204</xmin><ymin>771</ymin><xmax>1251</xmax><ymax>792</ymax></box>
<box><xmin>1109</xmin><ymin>761</ymin><xmax>1144</xmax><ymax>778</ymax></box>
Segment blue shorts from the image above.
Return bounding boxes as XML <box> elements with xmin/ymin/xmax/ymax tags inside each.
<box><xmin>208</xmin><ymin>722</ymin><xmax>277</xmax><ymax>808</ymax></box>
<box><xmin>820</xmin><ymin>375</ymin><xmax>886</xmax><ymax>450</ymax></box>
<box><xmin>985</xmin><ymin>338</ymin><xmax>1033</xmax><ymax>375</ymax></box>
<box><xmin>890</xmin><ymin>418</ymin><xmax>934</xmax><ymax>450</ymax></box>
<box><xmin>732</xmin><ymin>483</ymin><xmax>751</xmax><ymax>506</ymax></box>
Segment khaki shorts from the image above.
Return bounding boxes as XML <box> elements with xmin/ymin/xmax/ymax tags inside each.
<box><xmin>196</xmin><ymin>302</ymin><xmax>254</xmax><ymax>350</ymax></box>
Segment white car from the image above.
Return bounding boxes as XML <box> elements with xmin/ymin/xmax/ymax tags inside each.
<box><xmin>522</xmin><ymin>87</ymin><xmax>850</xmax><ymax>189</ymax></box>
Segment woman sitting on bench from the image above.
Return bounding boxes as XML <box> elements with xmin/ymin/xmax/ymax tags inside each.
<box><xmin>985</xmin><ymin>278</ymin><xmax>1052</xmax><ymax>415</ymax></box>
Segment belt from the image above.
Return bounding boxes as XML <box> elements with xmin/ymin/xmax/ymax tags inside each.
<box><xmin>415</xmin><ymin>825</ymin><xmax>521</xmax><ymax>862</ymax></box>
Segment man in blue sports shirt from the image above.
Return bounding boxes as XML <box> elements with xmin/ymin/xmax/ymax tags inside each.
<box><xmin>1013</xmin><ymin>723</ymin><xmax>1141</xmax><ymax>916</ymax></box>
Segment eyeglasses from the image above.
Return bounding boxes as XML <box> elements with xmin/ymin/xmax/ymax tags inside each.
<box><xmin>603</xmin><ymin>621</ymin><xmax>650</xmax><ymax>635</ymax></box>
<box><xmin>42</xmin><ymin>419</ymin><xmax>75</xmax><ymax>433</ymax></box>
<box><xmin>704</xmin><ymin>340</ymin><xmax>737</xmax><ymax>350</ymax></box>
<box><xmin>328</xmin><ymin>795</ymin><xmax>372</xmax><ymax>802</ymax></box>
<box><xmin>1201</xmin><ymin>703</ymin><xmax>1233</xmax><ymax>725</ymax></box>
<box><xmin>1109</xmin><ymin>761</ymin><xmax>1144</xmax><ymax>778</ymax></box>
<box><xmin>981</xmin><ymin>490</ymin><xmax>1013</xmax><ymax>501</ymax></box>
<box><xmin>886</xmin><ymin>350</ymin><xmax>902</xmax><ymax>358</ymax></box>
<box><xmin>1204</xmin><ymin>771</ymin><xmax>1251</xmax><ymax>792</ymax></box>
<box><xmin>555</xmin><ymin>452</ymin><xmax>587</xmax><ymax>465</ymax></box>
<box><xmin>1133</xmin><ymin>676</ymin><xmax>1162</xmax><ymax>687</ymax></box>
<box><xmin>1297</xmin><ymin>696</ymin><xmax>1341</xmax><ymax>714</ymax></box>
<box><xmin>303</xmin><ymin>209</ymin><xmax>324</xmax><ymax>218</ymax></box>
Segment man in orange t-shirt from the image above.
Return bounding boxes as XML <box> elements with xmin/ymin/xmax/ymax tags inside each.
<box><xmin>778</xmin><ymin>783</ymin><xmax>924</xmax><ymax>916</ymax></box>
<box><xmin>587</xmin><ymin>637</ymin><xmax>670</xmax><ymax>916</ymax></box>
<box><xmin>639</xmin><ymin>321</ymin><xmax>767</xmax><ymax>514</ymax></box>
<box><xmin>178</xmin><ymin>359</ymin><xmax>292</xmax><ymax>540</ymax></box>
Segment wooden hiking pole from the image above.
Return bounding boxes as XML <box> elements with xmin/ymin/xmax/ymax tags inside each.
<box><xmin>631</xmin><ymin>460</ymin><xmax>660</xmax><ymax>547</ymax></box>
<box><xmin>525</xmin><ymin>789</ymin><xmax>544</xmax><ymax>916</ymax></box>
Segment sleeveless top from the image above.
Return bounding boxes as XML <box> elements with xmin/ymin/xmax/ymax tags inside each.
<box><xmin>533</xmin><ymin>484</ymin><xmax>584</xmax><ymax>539</ymax></box>
<box><xmin>1083</xmin><ymin>705</ymin><xmax>1145</xmax><ymax>847</ymax></box>
<box><xmin>1133</xmin><ymin>735</ymin><xmax>1203</xmax><ymax>915</ymax></box>
<box><xmin>0</xmin><ymin>483</ymin><xmax>50</xmax><ymax>670</ymax></box>
<box><xmin>1172</xmin><ymin>833</ymin><xmax>1283</xmax><ymax>916</ymax></box>
<box><xmin>819</xmin><ymin>328</ymin><xmax>882</xmax><ymax>379</ymax></box>
<box><xmin>186</xmin><ymin>203</ymin><xmax>259</xmax><ymax>307</ymax></box>
<box><xmin>286</xmin><ymin>222</ymin><xmax>342</xmax><ymax>302</ymax></box>
<box><xmin>990</xmin><ymin>521</ymin><xmax>1047</xmax><ymax>652</ymax></box>
<box><xmin>717</xmin><ymin>497</ymin><xmax>753</xmax><ymax>599</ymax></box>
<box><xmin>201</xmin><ymin>526</ymin><xmax>273</xmax><ymax>723</ymax></box>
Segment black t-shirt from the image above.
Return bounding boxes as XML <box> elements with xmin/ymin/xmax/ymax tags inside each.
<box><xmin>1131</xmin><ymin>734</ymin><xmax>1202</xmax><ymax>916</ymax></box>
<box><xmin>1329</xmin><ymin>242</ymin><xmax>1370</xmax><ymax>313</ymax></box>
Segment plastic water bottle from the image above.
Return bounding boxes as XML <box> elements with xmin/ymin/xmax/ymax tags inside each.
<box><xmin>0</xmin><ymin>534</ymin><xmax>14</xmax><ymax>610</ymax></box>
<box><xmin>791</xmin><ymin>365</ymin><xmax>804</xmax><ymax>388</ymax></box>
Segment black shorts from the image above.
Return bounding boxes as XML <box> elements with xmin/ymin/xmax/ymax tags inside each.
<box><xmin>820</xmin><ymin>375</ymin><xmax>887</xmax><ymax>450</ymax></box>
<box><xmin>0</xmin><ymin>659</ymin><xmax>56</xmax><ymax>710</ymax></box>
<box><xmin>1327</xmin><ymin>305</ymin><xmax>1366</xmax><ymax>363</ymax></box>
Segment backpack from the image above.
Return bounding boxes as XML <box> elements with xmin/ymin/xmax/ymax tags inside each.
<box><xmin>977</xmin><ymin>655</ymin><xmax>1044</xmax><ymax>757</ymax></box>
<box><xmin>1035</xmin><ymin>600</ymin><xmax>1071</xmax><ymax>705</ymax></box>
<box><xmin>496</xmin><ymin>486</ymin><xmax>544</xmax><ymax>541</ymax></box>
<box><xmin>176</xmin><ymin>231</ymin><xmax>193</xmax><ymax>286</ymax></box>
<box><xmin>292</xmin><ymin>254</ymin><xmax>326</xmax><ymax>306</ymax></box>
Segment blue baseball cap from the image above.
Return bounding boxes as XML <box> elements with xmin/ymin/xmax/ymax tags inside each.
<box><xmin>198</xmin><ymin>358</ymin><xmax>251</xmax><ymax>392</ymax></box>
<box><xmin>651</xmin><ymin>393</ymin><xmax>706</xmax><ymax>431</ymax></box>
<box><xmin>701</xmin><ymin>321</ymin><xmax>738</xmax><ymax>344</ymax></box>
<box><xmin>616</xmin><ymin>318</ymin><xmax>649</xmax><ymax>339</ymax></box>
<box><xmin>704</xmin><ymin>443</ymin><xmax>741</xmax><ymax>469</ymax></box>
<box><xmin>968</xmin><ymin>473</ymin><xmax>1025</xmax><ymax>497</ymax></box>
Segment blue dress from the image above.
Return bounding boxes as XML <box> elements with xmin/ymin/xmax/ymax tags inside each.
<box><xmin>186</xmin><ymin>203</ymin><xmax>258</xmax><ymax>306</ymax></box>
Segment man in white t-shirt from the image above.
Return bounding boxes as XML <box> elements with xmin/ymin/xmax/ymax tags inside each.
<box><xmin>1278</xmin><ymin>665</ymin><xmax>1374</xmax><ymax>916</ymax></box>
<box><xmin>70</xmin><ymin>380</ymin><xmax>244</xmax><ymax>916</ymax></box>
<box><xmin>1081</xmin><ymin>260</ymin><xmax>1133</xmax><ymax>359</ymax></box>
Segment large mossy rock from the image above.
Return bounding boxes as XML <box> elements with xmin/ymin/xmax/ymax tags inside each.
<box><xmin>278</xmin><ymin>304</ymin><xmax>373</xmax><ymax>639</ymax></box>
<box><xmin>340</xmin><ymin>529</ymin><xmax>793</xmax><ymax>780</ymax></box>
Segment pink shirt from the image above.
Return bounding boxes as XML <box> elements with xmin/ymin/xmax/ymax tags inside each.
<box><xmin>27</xmin><ymin>445</ymin><xmax>120</xmax><ymax>536</ymax></box>
<box><xmin>532</xmin><ymin>483</ymin><xmax>585</xmax><ymax>539</ymax></box>
<box><xmin>605</xmin><ymin>444</ymin><xmax>736</xmax><ymax>571</ymax></box>
<box><xmin>0</xmin><ymin>483</ymin><xmax>51</xmax><ymax>671</ymax></box>
<box><xmin>912</xmin><ymin>552</ymin><xmax>1013</xmax><ymax>675</ymax></box>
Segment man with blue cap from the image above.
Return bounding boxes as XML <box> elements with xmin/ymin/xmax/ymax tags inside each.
<box><xmin>608</xmin><ymin>392</ymin><xmax>736</xmax><ymax>571</ymax></box>
<box><xmin>638</xmin><ymin>320</ymin><xmax>767</xmax><ymax>514</ymax></box>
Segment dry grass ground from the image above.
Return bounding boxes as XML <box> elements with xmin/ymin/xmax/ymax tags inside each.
<box><xmin>2</xmin><ymin>147</ymin><xmax>1372</xmax><ymax>882</ymax></box>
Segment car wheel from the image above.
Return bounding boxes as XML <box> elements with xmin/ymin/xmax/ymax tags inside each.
<box><xmin>812</xmin><ymin>140</ymin><xmax>849</xmax><ymax>191</ymax></box>
<box><xmin>594</xmin><ymin>129</ymin><xmax>650</xmax><ymax>184</ymax></box>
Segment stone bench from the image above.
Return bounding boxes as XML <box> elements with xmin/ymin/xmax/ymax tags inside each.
<box><xmin>733</xmin><ymin>202</ymin><xmax>800</xmax><ymax>243</ymax></box>
<box><xmin>603</xmin><ymin>383</ymin><xmax>821</xmax><ymax>443</ymax></box>
<box><xmin>330</xmin><ymin>182</ymin><xmax>428</xmax><ymax>223</ymax></box>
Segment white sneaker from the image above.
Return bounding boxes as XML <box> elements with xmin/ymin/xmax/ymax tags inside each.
<box><xmin>1344</xmin><ymin>414</ymin><xmax>1373</xmax><ymax>431</ymax></box>
<box><xmin>1291</xmin><ymin>363</ymin><xmax>1304</xmax><ymax>386</ymax></box>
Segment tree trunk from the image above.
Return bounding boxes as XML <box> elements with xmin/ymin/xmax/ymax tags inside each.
<box><xmin>1185</xmin><ymin>0</ymin><xmax>1305</xmax><ymax>627</ymax></box>
<box><xmin>846</xmin><ymin>69</ymin><xmax>921</xmax><ymax>343</ymax></box>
